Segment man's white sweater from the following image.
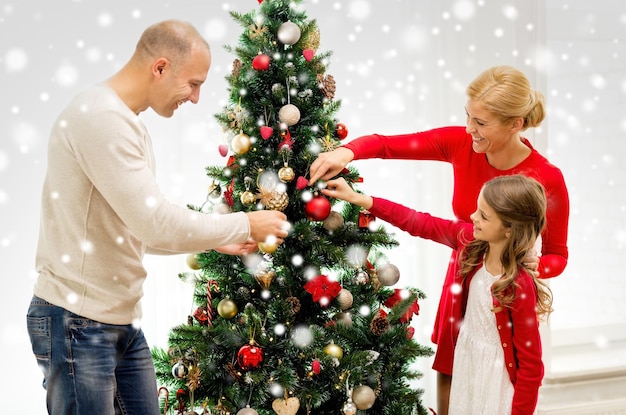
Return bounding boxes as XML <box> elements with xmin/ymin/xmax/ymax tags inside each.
<box><xmin>34</xmin><ymin>84</ymin><xmax>249</xmax><ymax>325</ymax></box>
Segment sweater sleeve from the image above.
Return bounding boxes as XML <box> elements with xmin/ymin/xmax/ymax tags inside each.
<box><xmin>537</xmin><ymin>165</ymin><xmax>570</xmax><ymax>279</ymax></box>
<box><xmin>343</xmin><ymin>126</ymin><xmax>468</xmax><ymax>162</ymax></box>
<box><xmin>508</xmin><ymin>272</ymin><xmax>544</xmax><ymax>414</ymax></box>
<box><xmin>368</xmin><ymin>196</ymin><xmax>472</xmax><ymax>250</ymax></box>
<box><xmin>72</xmin><ymin>107</ymin><xmax>250</xmax><ymax>252</ymax></box>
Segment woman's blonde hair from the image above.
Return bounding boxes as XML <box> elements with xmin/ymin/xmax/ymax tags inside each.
<box><xmin>459</xmin><ymin>174</ymin><xmax>553</xmax><ymax>318</ymax></box>
<box><xmin>466</xmin><ymin>65</ymin><xmax>545</xmax><ymax>131</ymax></box>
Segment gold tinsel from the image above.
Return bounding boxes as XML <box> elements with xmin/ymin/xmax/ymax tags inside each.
<box><xmin>185</xmin><ymin>364</ymin><xmax>201</xmax><ymax>392</ymax></box>
<box><xmin>302</xmin><ymin>25</ymin><xmax>321</xmax><ymax>50</ymax></box>
<box><xmin>317</xmin><ymin>73</ymin><xmax>336</xmax><ymax>101</ymax></box>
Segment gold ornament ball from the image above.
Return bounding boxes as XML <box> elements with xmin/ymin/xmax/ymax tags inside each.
<box><xmin>278</xmin><ymin>104</ymin><xmax>301</xmax><ymax>126</ymax></box>
<box><xmin>352</xmin><ymin>385</ymin><xmax>376</xmax><ymax>410</ymax></box>
<box><xmin>231</xmin><ymin>133</ymin><xmax>251</xmax><ymax>154</ymax></box>
<box><xmin>323</xmin><ymin>342</ymin><xmax>343</xmax><ymax>359</ymax></box>
<box><xmin>377</xmin><ymin>263</ymin><xmax>400</xmax><ymax>286</ymax></box>
<box><xmin>240</xmin><ymin>190</ymin><xmax>256</xmax><ymax>205</ymax></box>
<box><xmin>336</xmin><ymin>288</ymin><xmax>353</xmax><ymax>310</ymax></box>
<box><xmin>258</xmin><ymin>241</ymin><xmax>278</xmax><ymax>254</ymax></box>
<box><xmin>186</xmin><ymin>253</ymin><xmax>201</xmax><ymax>270</ymax></box>
<box><xmin>278</xmin><ymin>166</ymin><xmax>295</xmax><ymax>182</ymax></box>
<box><xmin>217</xmin><ymin>298</ymin><xmax>238</xmax><ymax>319</ymax></box>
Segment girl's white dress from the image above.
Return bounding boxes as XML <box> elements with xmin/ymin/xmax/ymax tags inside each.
<box><xmin>448</xmin><ymin>265</ymin><xmax>515</xmax><ymax>415</ymax></box>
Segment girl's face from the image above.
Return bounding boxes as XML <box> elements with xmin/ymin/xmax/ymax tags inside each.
<box><xmin>470</xmin><ymin>191</ymin><xmax>509</xmax><ymax>244</ymax></box>
<box><xmin>465</xmin><ymin>99</ymin><xmax>517</xmax><ymax>154</ymax></box>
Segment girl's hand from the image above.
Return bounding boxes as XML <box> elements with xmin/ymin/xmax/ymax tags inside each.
<box><xmin>322</xmin><ymin>178</ymin><xmax>373</xmax><ymax>209</ymax></box>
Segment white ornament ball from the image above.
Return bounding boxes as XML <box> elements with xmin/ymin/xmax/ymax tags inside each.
<box><xmin>336</xmin><ymin>288</ymin><xmax>353</xmax><ymax>310</ymax></box>
<box><xmin>342</xmin><ymin>400</ymin><xmax>357</xmax><ymax>415</ymax></box>
<box><xmin>278</xmin><ymin>104</ymin><xmax>301</xmax><ymax>126</ymax></box>
<box><xmin>323</xmin><ymin>211</ymin><xmax>344</xmax><ymax>231</ymax></box>
<box><xmin>277</xmin><ymin>21</ymin><xmax>301</xmax><ymax>45</ymax></box>
<box><xmin>352</xmin><ymin>385</ymin><xmax>376</xmax><ymax>410</ymax></box>
<box><xmin>334</xmin><ymin>312</ymin><xmax>353</xmax><ymax>327</ymax></box>
<box><xmin>377</xmin><ymin>263</ymin><xmax>400</xmax><ymax>286</ymax></box>
<box><xmin>237</xmin><ymin>406</ymin><xmax>259</xmax><ymax>415</ymax></box>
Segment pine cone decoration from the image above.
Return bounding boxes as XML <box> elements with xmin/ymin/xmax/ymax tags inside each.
<box><xmin>370</xmin><ymin>314</ymin><xmax>390</xmax><ymax>336</ymax></box>
<box><xmin>237</xmin><ymin>286</ymin><xmax>251</xmax><ymax>300</ymax></box>
<box><xmin>232</xmin><ymin>59</ymin><xmax>242</xmax><ymax>78</ymax></box>
<box><xmin>286</xmin><ymin>296</ymin><xmax>301</xmax><ymax>315</ymax></box>
<box><xmin>256</xmin><ymin>186</ymin><xmax>289</xmax><ymax>211</ymax></box>
<box><xmin>317</xmin><ymin>74</ymin><xmax>336</xmax><ymax>101</ymax></box>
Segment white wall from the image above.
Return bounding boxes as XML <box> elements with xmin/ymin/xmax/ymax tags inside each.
<box><xmin>2</xmin><ymin>0</ymin><xmax>625</xmax><ymax>413</ymax></box>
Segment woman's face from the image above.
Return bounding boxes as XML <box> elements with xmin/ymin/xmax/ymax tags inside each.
<box><xmin>465</xmin><ymin>99</ymin><xmax>516</xmax><ymax>154</ymax></box>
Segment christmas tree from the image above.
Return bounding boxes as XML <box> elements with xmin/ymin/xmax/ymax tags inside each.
<box><xmin>153</xmin><ymin>1</ymin><xmax>433</xmax><ymax>414</ymax></box>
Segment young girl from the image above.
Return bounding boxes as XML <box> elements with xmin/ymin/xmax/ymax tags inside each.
<box><xmin>322</xmin><ymin>174</ymin><xmax>552</xmax><ymax>415</ymax></box>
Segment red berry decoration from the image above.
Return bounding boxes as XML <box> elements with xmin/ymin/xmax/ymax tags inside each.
<box><xmin>335</xmin><ymin>123</ymin><xmax>348</xmax><ymax>139</ymax></box>
<box><xmin>305</xmin><ymin>195</ymin><xmax>331</xmax><ymax>221</ymax></box>
<box><xmin>252</xmin><ymin>54</ymin><xmax>270</xmax><ymax>71</ymax></box>
<box><xmin>237</xmin><ymin>344</ymin><xmax>264</xmax><ymax>370</ymax></box>
<box><xmin>296</xmin><ymin>176</ymin><xmax>309</xmax><ymax>190</ymax></box>
<box><xmin>311</xmin><ymin>359</ymin><xmax>321</xmax><ymax>374</ymax></box>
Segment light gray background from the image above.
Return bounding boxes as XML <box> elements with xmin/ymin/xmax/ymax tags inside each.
<box><xmin>2</xmin><ymin>0</ymin><xmax>625</xmax><ymax>412</ymax></box>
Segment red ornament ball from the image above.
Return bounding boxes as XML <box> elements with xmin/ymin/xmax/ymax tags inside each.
<box><xmin>335</xmin><ymin>123</ymin><xmax>348</xmax><ymax>139</ymax></box>
<box><xmin>237</xmin><ymin>344</ymin><xmax>264</xmax><ymax>370</ymax></box>
<box><xmin>252</xmin><ymin>54</ymin><xmax>270</xmax><ymax>71</ymax></box>
<box><xmin>305</xmin><ymin>195</ymin><xmax>331</xmax><ymax>221</ymax></box>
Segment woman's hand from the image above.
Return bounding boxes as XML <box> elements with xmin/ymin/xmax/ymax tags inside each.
<box><xmin>308</xmin><ymin>147</ymin><xmax>354</xmax><ymax>185</ymax></box>
<box><xmin>522</xmin><ymin>247</ymin><xmax>540</xmax><ymax>272</ymax></box>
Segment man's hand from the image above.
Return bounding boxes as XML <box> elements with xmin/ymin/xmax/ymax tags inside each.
<box><xmin>246</xmin><ymin>210</ymin><xmax>290</xmax><ymax>246</ymax></box>
<box><xmin>214</xmin><ymin>239</ymin><xmax>259</xmax><ymax>256</ymax></box>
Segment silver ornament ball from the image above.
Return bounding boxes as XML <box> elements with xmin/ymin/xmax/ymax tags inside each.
<box><xmin>377</xmin><ymin>263</ymin><xmax>400</xmax><ymax>286</ymax></box>
<box><xmin>277</xmin><ymin>21</ymin><xmax>301</xmax><ymax>45</ymax></box>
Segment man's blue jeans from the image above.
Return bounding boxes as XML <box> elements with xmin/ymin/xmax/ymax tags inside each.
<box><xmin>26</xmin><ymin>296</ymin><xmax>160</xmax><ymax>415</ymax></box>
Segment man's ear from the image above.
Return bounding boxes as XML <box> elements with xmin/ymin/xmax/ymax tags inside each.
<box><xmin>153</xmin><ymin>58</ymin><xmax>169</xmax><ymax>77</ymax></box>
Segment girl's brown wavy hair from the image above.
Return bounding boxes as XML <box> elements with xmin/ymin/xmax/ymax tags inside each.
<box><xmin>459</xmin><ymin>174</ymin><xmax>553</xmax><ymax>319</ymax></box>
